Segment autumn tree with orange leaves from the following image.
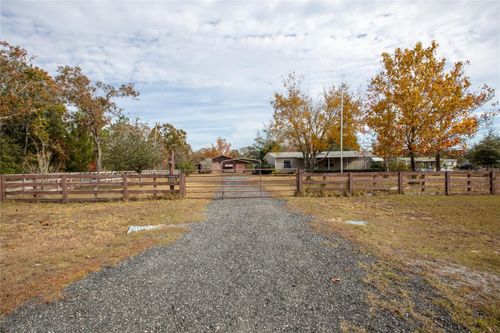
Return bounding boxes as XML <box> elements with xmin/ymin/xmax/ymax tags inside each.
<box><xmin>271</xmin><ymin>74</ymin><xmax>362</xmax><ymax>171</ymax></box>
<box><xmin>198</xmin><ymin>137</ymin><xmax>239</xmax><ymax>159</ymax></box>
<box><xmin>424</xmin><ymin>62</ymin><xmax>495</xmax><ymax>170</ymax></box>
<box><xmin>0</xmin><ymin>41</ymin><xmax>60</xmax><ymax>122</ymax></box>
<box><xmin>366</xmin><ymin>41</ymin><xmax>495</xmax><ymax>171</ymax></box>
<box><xmin>323</xmin><ymin>82</ymin><xmax>363</xmax><ymax>152</ymax></box>
<box><xmin>0</xmin><ymin>41</ymin><xmax>66</xmax><ymax>172</ymax></box>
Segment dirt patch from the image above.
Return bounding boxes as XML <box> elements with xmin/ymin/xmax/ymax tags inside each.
<box><xmin>412</xmin><ymin>259</ymin><xmax>500</xmax><ymax>302</ymax></box>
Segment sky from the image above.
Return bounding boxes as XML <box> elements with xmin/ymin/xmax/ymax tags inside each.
<box><xmin>1</xmin><ymin>0</ymin><xmax>499</xmax><ymax>150</ymax></box>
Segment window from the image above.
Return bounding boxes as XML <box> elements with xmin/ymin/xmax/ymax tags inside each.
<box><xmin>283</xmin><ymin>160</ymin><xmax>292</xmax><ymax>169</ymax></box>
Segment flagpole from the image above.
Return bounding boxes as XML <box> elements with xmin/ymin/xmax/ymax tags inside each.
<box><xmin>340</xmin><ymin>71</ymin><xmax>344</xmax><ymax>174</ymax></box>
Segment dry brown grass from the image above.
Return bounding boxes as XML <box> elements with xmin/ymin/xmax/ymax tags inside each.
<box><xmin>0</xmin><ymin>198</ymin><xmax>208</xmax><ymax>315</ymax></box>
<box><xmin>287</xmin><ymin>195</ymin><xmax>500</xmax><ymax>332</ymax></box>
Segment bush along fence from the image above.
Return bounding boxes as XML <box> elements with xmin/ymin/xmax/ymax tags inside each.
<box><xmin>296</xmin><ymin>170</ymin><xmax>498</xmax><ymax>196</ymax></box>
<box><xmin>0</xmin><ymin>173</ymin><xmax>185</xmax><ymax>203</ymax></box>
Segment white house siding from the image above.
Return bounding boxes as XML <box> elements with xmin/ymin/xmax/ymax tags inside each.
<box><xmin>264</xmin><ymin>154</ymin><xmax>276</xmax><ymax>167</ymax></box>
<box><xmin>274</xmin><ymin>158</ymin><xmax>304</xmax><ymax>170</ymax></box>
<box><xmin>264</xmin><ymin>154</ymin><xmax>304</xmax><ymax>170</ymax></box>
<box><xmin>316</xmin><ymin>157</ymin><xmax>373</xmax><ymax>171</ymax></box>
<box><xmin>264</xmin><ymin>151</ymin><xmax>374</xmax><ymax>171</ymax></box>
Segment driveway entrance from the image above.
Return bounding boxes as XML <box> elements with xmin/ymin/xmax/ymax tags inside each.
<box><xmin>185</xmin><ymin>169</ymin><xmax>297</xmax><ymax>199</ymax></box>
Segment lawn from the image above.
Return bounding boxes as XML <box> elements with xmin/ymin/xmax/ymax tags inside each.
<box><xmin>287</xmin><ymin>195</ymin><xmax>500</xmax><ymax>332</ymax></box>
<box><xmin>0</xmin><ymin>198</ymin><xmax>208</xmax><ymax>315</ymax></box>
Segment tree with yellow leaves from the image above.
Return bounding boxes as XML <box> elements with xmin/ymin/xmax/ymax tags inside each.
<box><xmin>425</xmin><ymin>61</ymin><xmax>495</xmax><ymax>170</ymax></box>
<box><xmin>365</xmin><ymin>98</ymin><xmax>402</xmax><ymax>171</ymax></box>
<box><xmin>271</xmin><ymin>73</ymin><xmax>362</xmax><ymax>171</ymax></box>
<box><xmin>323</xmin><ymin>82</ymin><xmax>363</xmax><ymax>152</ymax></box>
<box><xmin>366</xmin><ymin>41</ymin><xmax>494</xmax><ymax>171</ymax></box>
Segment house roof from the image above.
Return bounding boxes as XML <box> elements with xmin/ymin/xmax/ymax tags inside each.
<box><xmin>398</xmin><ymin>157</ymin><xmax>457</xmax><ymax>163</ymax></box>
<box><xmin>212</xmin><ymin>155</ymin><xmax>253</xmax><ymax>164</ymax></box>
<box><xmin>265</xmin><ymin>151</ymin><xmax>374</xmax><ymax>159</ymax></box>
<box><xmin>211</xmin><ymin>155</ymin><xmax>233</xmax><ymax>163</ymax></box>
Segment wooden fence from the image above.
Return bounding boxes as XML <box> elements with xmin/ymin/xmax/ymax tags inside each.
<box><xmin>0</xmin><ymin>170</ymin><xmax>497</xmax><ymax>203</ymax></box>
<box><xmin>0</xmin><ymin>173</ymin><xmax>185</xmax><ymax>203</ymax></box>
<box><xmin>297</xmin><ymin>171</ymin><xmax>498</xmax><ymax>196</ymax></box>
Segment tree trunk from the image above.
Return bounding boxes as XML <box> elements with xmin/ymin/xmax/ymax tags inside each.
<box><xmin>169</xmin><ymin>149</ymin><xmax>175</xmax><ymax>174</ymax></box>
<box><xmin>36</xmin><ymin>142</ymin><xmax>51</xmax><ymax>174</ymax></box>
<box><xmin>24</xmin><ymin>124</ymin><xmax>29</xmax><ymax>155</ymax></box>
<box><xmin>410</xmin><ymin>151</ymin><xmax>416</xmax><ymax>171</ymax></box>
<box><xmin>306</xmin><ymin>156</ymin><xmax>315</xmax><ymax>172</ymax></box>
<box><xmin>435</xmin><ymin>151</ymin><xmax>441</xmax><ymax>171</ymax></box>
<box><xmin>302</xmin><ymin>152</ymin><xmax>311</xmax><ymax>172</ymax></box>
<box><xmin>95</xmin><ymin>138</ymin><xmax>102</xmax><ymax>173</ymax></box>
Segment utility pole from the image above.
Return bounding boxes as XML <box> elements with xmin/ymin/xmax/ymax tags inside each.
<box><xmin>340</xmin><ymin>70</ymin><xmax>344</xmax><ymax>174</ymax></box>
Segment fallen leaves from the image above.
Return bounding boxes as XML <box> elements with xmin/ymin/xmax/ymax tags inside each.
<box><xmin>331</xmin><ymin>276</ymin><xmax>341</xmax><ymax>284</ymax></box>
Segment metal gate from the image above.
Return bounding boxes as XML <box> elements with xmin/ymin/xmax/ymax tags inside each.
<box><xmin>185</xmin><ymin>168</ymin><xmax>297</xmax><ymax>199</ymax></box>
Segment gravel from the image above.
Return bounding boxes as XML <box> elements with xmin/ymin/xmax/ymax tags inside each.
<box><xmin>0</xmin><ymin>197</ymin><xmax>462</xmax><ymax>332</ymax></box>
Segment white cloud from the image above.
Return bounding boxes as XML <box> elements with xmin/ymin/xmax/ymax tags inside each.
<box><xmin>1</xmin><ymin>0</ymin><xmax>499</xmax><ymax>149</ymax></box>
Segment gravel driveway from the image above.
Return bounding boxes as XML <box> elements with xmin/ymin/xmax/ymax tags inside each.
<box><xmin>0</xmin><ymin>198</ymin><xmax>459</xmax><ymax>332</ymax></box>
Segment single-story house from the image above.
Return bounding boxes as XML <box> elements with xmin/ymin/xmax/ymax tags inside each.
<box><xmin>396</xmin><ymin>157</ymin><xmax>457</xmax><ymax>171</ymax></box>
<box><xmin>264</xmin><ymin>151</ymin><xmax>375</xmax><ymax>171</ymax></box>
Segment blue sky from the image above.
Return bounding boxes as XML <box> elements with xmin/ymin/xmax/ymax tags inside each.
<box><xmin>1</xmin><ymin>0</ymin><xmax>499</xmax><ymax>150</ymax></box>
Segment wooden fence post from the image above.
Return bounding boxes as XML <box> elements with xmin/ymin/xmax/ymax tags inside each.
<box><xmin>0</xmin><ymin>175</ymin><xmax>5</xmax><ymax>202</ymax></box>
<box><xmin>123</xmin><ymin>174</ymin><xmax>129</xmax><ymax>201</ymax></box>
<box><xmin>466</xmin><ymin>173</ymin><xmax>472</xmax><ymax>193</ymax></box>
<box><xmin>321</xmin><ymin>175</ymin><xmax>326</xmax><ymax>195</ymax></box>
<box><xmin>348</xmin><ymin>172</ymin><xmax>353</xmax><ymax>194</ymax></box>
<box><xmin>33</xmin><ymin>176</ymin><xmax>38</xmax><ymax>200</ymax></box>
<box><xmin>179</xmin><ymin>173</ymin><xmax>186</xmax><ymax>198</ymax></box>
<box><xmin>61</xmin><ymin>174</ymin><xmax>68</xmax><ymax>203</ymax></box>
<box><xmin>153</xmin><ymin>176</ymin><xmax>157</xmax><ymax>198</ymax></box>
<box><xmin>295</xmin><ymin>168</ymin><xmax>299</xmax><ymax>194</ymax></box>
<box><xmin>297</xmin><ymin>170</ymin><xmax>303</xmax><ymax>195</ymax></box>
<box><xmin>445</xmin><ymin>171</ymin><xmax>450</xmax><ymax>195</ymax></box>
<box><xmin>491</xmin><ymin>170</ymin><xmax>496</xmax><ymax>195</ymax></box>
<box><xmin>421</xmin><ymin>174</ymin><xmax>426</xmax><ymax>193</ymax></box>
<box><xmin>398</xmin><ymin>171</ymin><xmax>403</xmax><ymax>194</ymax></box>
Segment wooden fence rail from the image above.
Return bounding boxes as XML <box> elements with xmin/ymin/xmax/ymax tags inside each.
<box><xmin>298</xmin><ymin>170</ymin><xmax>498</xmax><ymax>196</ymax></box>
<box><xmin>0</xmin><ymin>170</ymin><xmax>497</xmax><ymax>203</ymax></box>
<box><xmin>0</xmin><ymin>172</ymin><xmax>185</xmax><ymax>203</ymax></box>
